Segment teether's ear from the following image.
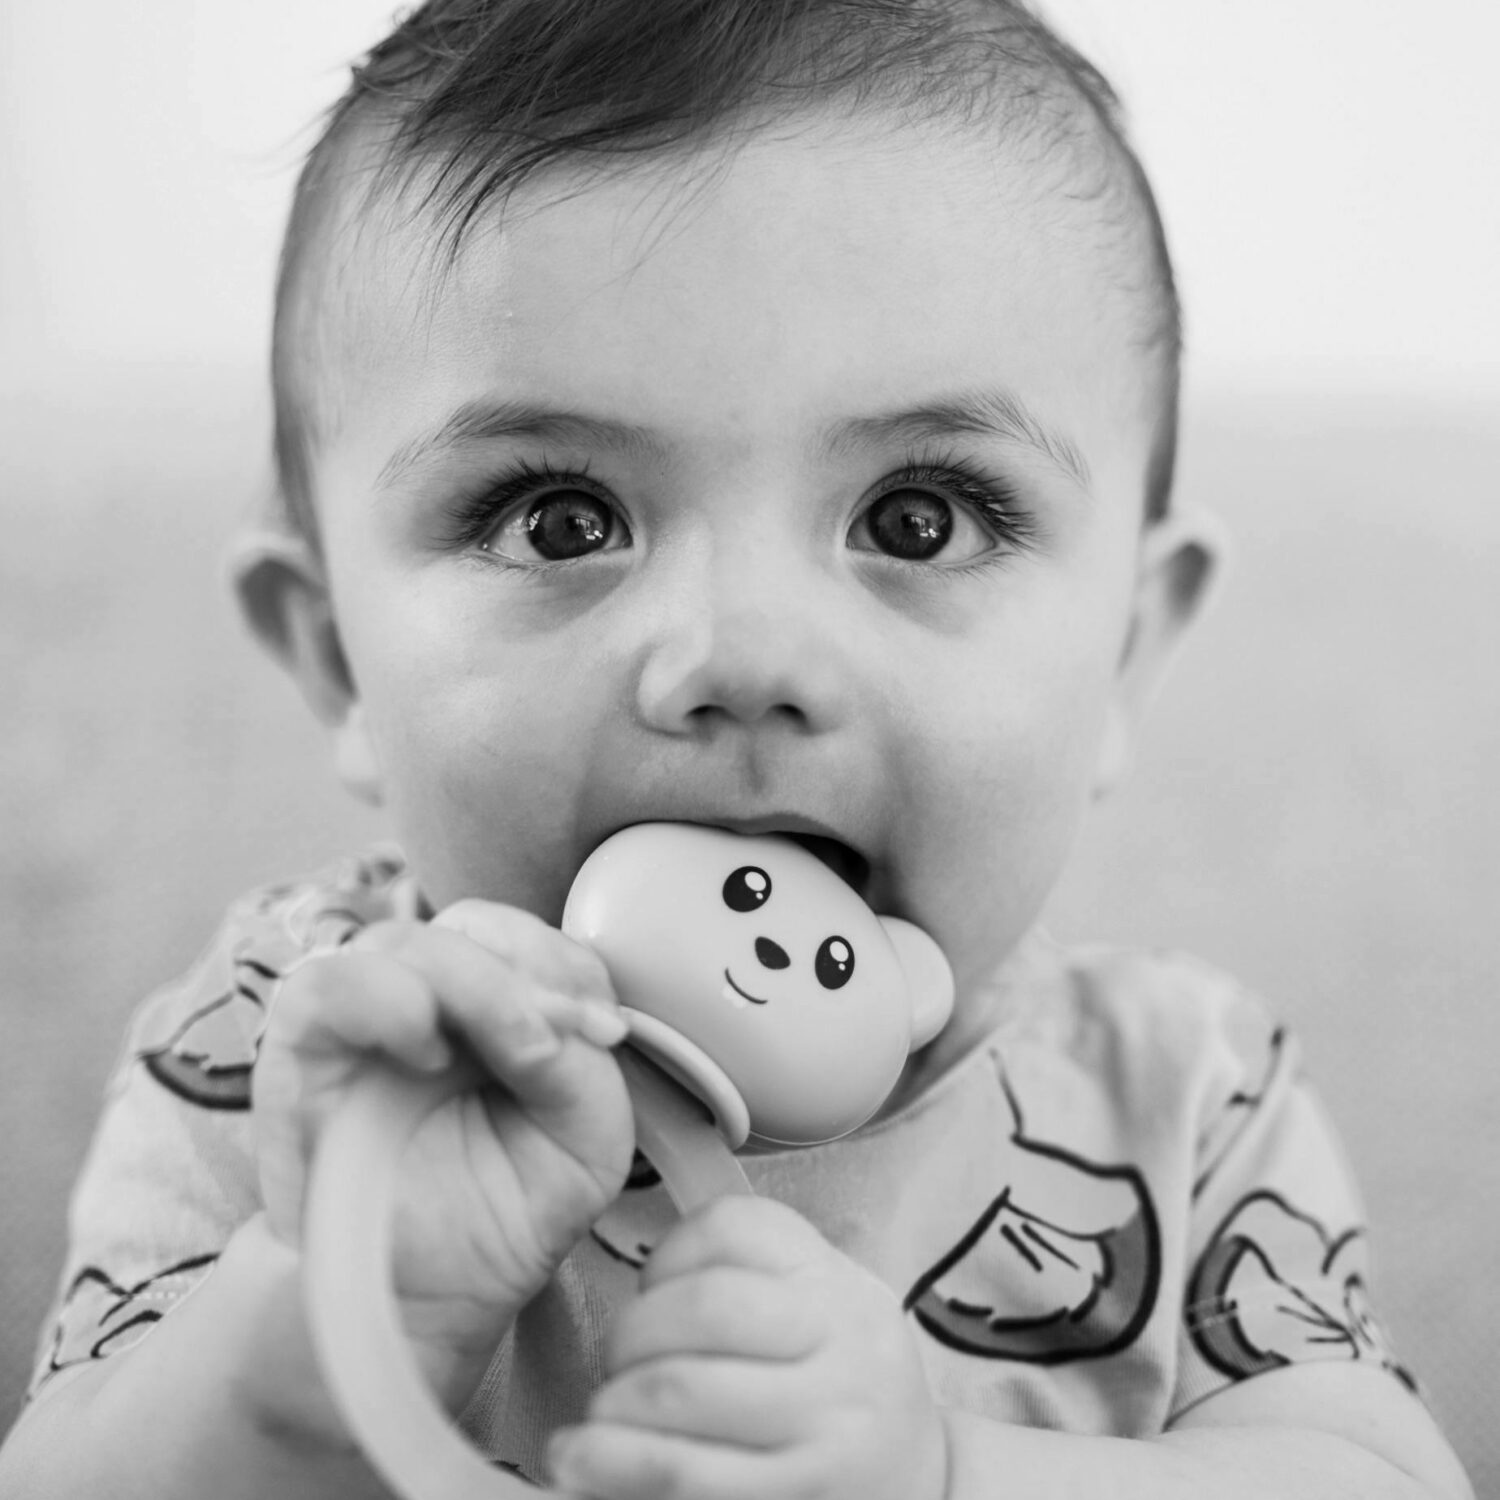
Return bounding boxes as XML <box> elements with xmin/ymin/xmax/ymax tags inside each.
<box><xmin>879</xmin><ymin>917</ymin><xmax>954</xmax><ymax>1050</ymax></box>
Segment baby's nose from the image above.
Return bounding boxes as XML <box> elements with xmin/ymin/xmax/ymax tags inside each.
<box><xmin>632</xmin><ymin>535</ymin><xmax>858</xmax><ymax>738</ymax></box>
<box><xmin>755</xmin><ymin>936</ymin><xmax>791</xmax><ymax>970</ymax></box>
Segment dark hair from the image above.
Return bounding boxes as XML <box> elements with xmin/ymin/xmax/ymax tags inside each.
<box><xmin>272</xmin><ymin>0</ymin><xmax>1181</xmax><ymax>535</ymax></box>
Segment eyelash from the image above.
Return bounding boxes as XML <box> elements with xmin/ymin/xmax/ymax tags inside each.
<box><xmin>434</xmin><ymin>450</ymin><xmax>1039</xmax><ymax>566</ymax></box>
<box><xmin>436</xmin><ymin>457</ymin><xmax>611</xmax><ymax>554</ymax></box>
<box><xmin>871</xmin><ymin>451</ymin><xmax>1039</xmax><ymax>567</ymax></box>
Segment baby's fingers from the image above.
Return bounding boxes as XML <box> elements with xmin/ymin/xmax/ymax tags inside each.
<box><xmin>640</xmin><ymin>1196</ymin><xmax>831</xmax><ymax>1291</ymax></box>
<box><xmin>254</xmin><ymin>915</ymin><xmax>632</xmax><ymax>1254</ymax></box>
<box><xmin>605</xmin><ymin>1266</ymin><xmax>823</xmax><ymax>1375</ymax></box>
<box><xmin>351</xmin><ymin>920</ymin><xmax>628</xmax><ymax>1089</ymax></box>
<box><xmin>268</xmin><ymin>948</ymin><xmax>455</xmax><ymax>1074</ymax></box>
<box><xmin>549</xmin><ymin>1421</ymin><xmax>809</xmax><ymax>1500</ymax></box>
<box><xmin>433</xmin><ymin>899</ymin><xmax>615</xmax><ymax>1007</ymax></box>
<box><xmin>254</xmin><ymin>947</ymin><xmax>455</xmax><ymax>1243</ymax></box>
<box><xmin>587</xmin><ymin>1353</ymin><xmax>823</xmax><ymax>1448</ymax></box>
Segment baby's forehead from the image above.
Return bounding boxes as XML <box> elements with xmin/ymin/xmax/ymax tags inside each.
<box><xmin>286</xmin><ymin>105</ymin><xmax>1167</xmax><ymax>520</ymax></box>
<box><xmin>360</xmin><ymin>116</ymin><xmax>1147</xmax><ymax>363</ymax></box>
<box><xmin>373</xmin><ymin>101</ymin><xmax>1136</xmax><ymax>290</ymax></box>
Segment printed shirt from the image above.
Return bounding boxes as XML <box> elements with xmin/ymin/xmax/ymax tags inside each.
<box><xmin>28</xmin><ymin>850</ymin><xmax>1416</xmax><ymax>1483</ymax></box>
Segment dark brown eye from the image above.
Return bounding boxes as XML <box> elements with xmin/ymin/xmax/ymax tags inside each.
<box><xmin>864</xmin><ymin>491</ymin><xmax>953</xmax><ymax>560</ymax></box>
<box><xmin>815</xmin><ymin>936</ymin><xmax>854</xmax><ymax>989</ymax></box>
<box><xmin>723</xmin><ymin>866</ymin><xmax>771</xmax><ymax>912</ymax></box>
<box><xmin>519</xmin><ymin>493</ymin><xmax>618</xmax><ymax>560</ymax></box>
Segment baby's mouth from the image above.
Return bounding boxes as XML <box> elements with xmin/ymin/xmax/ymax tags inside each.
<box><xmin>784</xmin><ymin>832</ymin><xmax>871</xmax><ymax>897</ymax></box>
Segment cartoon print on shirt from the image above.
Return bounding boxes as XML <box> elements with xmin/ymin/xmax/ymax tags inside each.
<box><xmin>1186</xmin><ymin>1189</ymin><xmax>1414</xmax><ymax>1389</ymax></box>
<box><xmin>590</xmin><ymin>1151</ymin><xmax>666</xmax><ymax>1268</ymax></box>
<box><xmin>140</xmin><ymin>952</ymin><xmax>278</xmax><ymax>1110</ymax></box>
<box><xmin>592</xmin><ymin>1074</ymin><xmax>1162</xmax><ymax>1364</ymax></box>
<box><xmin>38</xmin><ymin>1253</ymin><xmax>219</xmax><ymax>1383</ymax></box>
<box><xmin>138</xmin><ymin>868</ymin><xmax>398</xmax><ymax>1111</ymax></box>
<box><xmin>1192</xmin><ymin>1024</ymin><xmax>1289</xmax><ymax>1199</ymax></box>
<box><xmin>904</xmin><ymin>1077</ymin><xmax>1160</xmax><ymax>1363</ymax></box>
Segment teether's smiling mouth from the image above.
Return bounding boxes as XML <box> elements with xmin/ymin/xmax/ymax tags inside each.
<box><xmin>724</xmin><ymin>969</ymin><xmax>768</xmax><ymax>1005</ymax></box>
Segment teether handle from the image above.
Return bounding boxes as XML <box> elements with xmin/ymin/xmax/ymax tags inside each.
<box><xmin>303</xmin><ymin>1050</ymin><xmax>751</xmax><ymax>1500</ymax></box>
<box><xmin>615</xmin><ymin>1047</ymin><xmax>754</xmax><ymax>1210</ymax></box>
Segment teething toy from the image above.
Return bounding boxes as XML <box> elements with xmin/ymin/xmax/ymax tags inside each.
<box><xmin>563</xmin><ymin>822</ymin><xmax>953</xmax><ymax>1149</ymax></box>
<box><xmin>303</xmin><ymin>823</ymin><xmax>953</xmax><ymax>1499</ymax></box>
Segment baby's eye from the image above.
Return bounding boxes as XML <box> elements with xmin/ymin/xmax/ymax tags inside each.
<box><xmin>848</xmin><ymin>486</ymin><xmax>993</xmax><ymax>565</ymax></box>
<box><xmin>847</xmin><ymin>460</ymin><xmax>1035</xmax><ymax>567</ymax></box>
<box><xmin>481</xmin><ymin>489</ymin><xmax>631</xmax><ymax>564</ymax></box>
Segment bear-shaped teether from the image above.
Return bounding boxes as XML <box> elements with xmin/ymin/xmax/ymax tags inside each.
<box><xmin>562</xmin><ymin>823</ymin><xmax>954</xmax><ymax>1148</ymax></box>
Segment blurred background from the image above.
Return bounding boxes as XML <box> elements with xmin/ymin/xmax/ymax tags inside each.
<box><xmin>2</xmin><ymin>0</ymin><xmax>1496</xmax><ymax>1490</ymax></box>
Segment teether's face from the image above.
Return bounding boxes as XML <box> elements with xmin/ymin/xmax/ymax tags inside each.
<box><xmin>709</xmin><ymin>849</ymin><xmax>878</xmax><ymax>1016</ymax></box>
<box><xmin>564</xmin><ymin>825</ymin><xmax>916</xmax><ymax>1144</ymax></box>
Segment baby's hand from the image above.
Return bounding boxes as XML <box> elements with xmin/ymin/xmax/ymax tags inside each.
<box><xmin>550</xmin><ymin>1197</ymin><xmax>948</xmax><ymax>1500</ymax></box>
<box><xmin>252</xmin><ymin>900</ymin><xmax>634</xmax><ymax>1403</ymax></box>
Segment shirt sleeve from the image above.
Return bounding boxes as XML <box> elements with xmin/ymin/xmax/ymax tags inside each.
<box><xmin>25</xmin><ymin>852</ymin><xmax>413</xmax><ymax>1404</ymax></box>
<box><xmin>1169</xmin><ymin>983</ymin><xmax>1417</xmax><ymax>1419</ymax></box>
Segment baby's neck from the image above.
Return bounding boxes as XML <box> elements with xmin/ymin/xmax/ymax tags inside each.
<box><xmin>872</xmin><ymin>929</ymin><xmax>1051</xmax><ymax>1124</ymax></box>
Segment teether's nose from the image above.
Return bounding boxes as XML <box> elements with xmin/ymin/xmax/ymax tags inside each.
<box><xmin>755</xmin><ymin>936</ymin><xmax>790</xmax><ymax>969</ymax></box>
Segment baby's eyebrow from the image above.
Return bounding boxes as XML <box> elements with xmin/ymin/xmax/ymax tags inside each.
<box><xmin>376</xmin><ymin>401</ymin><xmax>668</xmax><ymax>491</ymax></box>
<box><xmin>825</xmin><ymin>391</ymin><xmax>1090</xmax><ymax>490</ymax></box>
<box><xmin>375</xmin><ymin>388</ymin><xmax>1088</xmax><ymax>492</ymax></box>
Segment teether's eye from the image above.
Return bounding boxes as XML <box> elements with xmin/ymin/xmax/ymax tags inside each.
<box><xmin>815</xmin><ymin>936</ymin><xmax>855</xmax><ymax>990</ymax></box>
<box><xmin>723</xmin><ymin>866</ymin><xmax>772</xmax><ymax>912</ymax></box>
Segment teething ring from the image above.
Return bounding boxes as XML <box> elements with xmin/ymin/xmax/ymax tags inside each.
<box><xmin>303</xmin><ymin>1047</ymin><xmax>752</xmax><ymax>1500</ymax></box>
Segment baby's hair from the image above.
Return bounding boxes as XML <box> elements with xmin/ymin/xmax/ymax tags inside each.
<box><xmin>272</xmin><ymin>0</ymin><xmax>1180</xmax><ymax>541</ymax></box>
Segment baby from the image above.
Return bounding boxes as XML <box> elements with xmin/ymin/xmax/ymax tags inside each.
<box><xmin>0</xmin><ymin>1</ymin><xmax>1473</xmax><ymax>1497</ymax></box>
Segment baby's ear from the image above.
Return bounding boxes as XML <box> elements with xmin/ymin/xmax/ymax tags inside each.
<box><xmin>1094</xmin><ymin>505</ymin><xmax>1229</xmax><ymax>797</ymax></box>
<box><xmin>228</xmin><ymin>530</ymin><xmax>384</xmax><ymax>807</ymax></box>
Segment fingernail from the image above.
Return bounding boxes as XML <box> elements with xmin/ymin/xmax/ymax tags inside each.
<box><xmin>578</xmin><ymin>1002</ymin><xmax>629</xmax><ymax>1049</ymax></box>
<box><xmin>503</xmin><ymin>1009</ymin><xmax>561</xmax><ymax>1061</ymax></box>
<box><xmin>567</xmin><ymin>940</ymin><xmax>612</xmax><ymax>985</ymax></box>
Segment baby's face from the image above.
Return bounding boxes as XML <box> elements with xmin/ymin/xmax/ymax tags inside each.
<box><xmin>306</xmin><ymin>112</ymin><xmax>1165</xmax><ymax>1051</ymax></box>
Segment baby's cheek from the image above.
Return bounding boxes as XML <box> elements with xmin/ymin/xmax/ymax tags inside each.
<box><xmin>384</xmin><ymin>749</ymin><xmax>581</xmax><ymax>916</ymax></box>
<box><xmin>900</xmin><ymin>768</ymin><xmax>1089</xmax><ymax>986</ymax></box>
